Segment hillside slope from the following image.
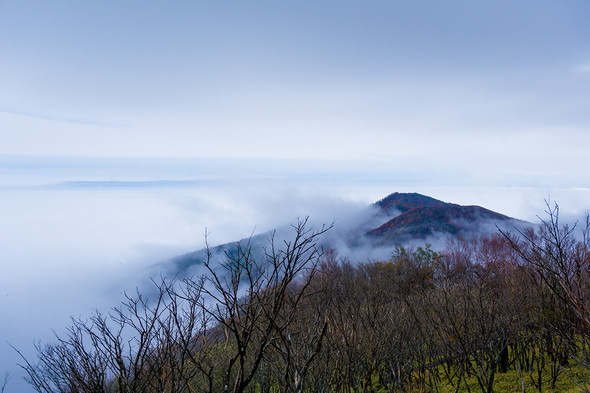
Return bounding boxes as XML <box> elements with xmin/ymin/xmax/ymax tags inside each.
<box><xmin>169</xmin><ymin>192</ymin><xmax>527</xmax><ymax>272</ymax></box>
<box><xmin>367</xmin><ymin>193</ymin><xmax>516</xmax><ymax>245</ymax></box>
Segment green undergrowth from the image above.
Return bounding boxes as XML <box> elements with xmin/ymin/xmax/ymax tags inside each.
<box><xmin>364</xmin><ymin>362</ymin><xmax>590</xmax><ymax>393</ymax></box>
<box><xmin>436</xmin><ymin>368</ymin><xmax>584</xmax><ymax>393</ymax></box>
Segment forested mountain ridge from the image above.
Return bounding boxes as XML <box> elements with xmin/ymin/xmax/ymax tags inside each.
<box><xmin>367</xmin><ymin>192</ymin><xmax>520</xmax><ymax>245</ymax></box>
<box><xmin>20</xmin><ymin>196</ymin><xmax>590</xmax><ymax>393</ymax></box>
<box><xmin>171</xmin><ymin>192</ymin><xmax>527</xmax><ymax>272</ymax></box>
<box><xmin>374</xmin><ymin>192</ymin><xmax>447</xmax><ymax>213</ymax></box>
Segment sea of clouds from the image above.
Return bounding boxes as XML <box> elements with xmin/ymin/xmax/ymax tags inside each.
<box><xmin>1</xmin><ymin>156</ymin><xmax>589</xmax><ymax>392</ymax></box>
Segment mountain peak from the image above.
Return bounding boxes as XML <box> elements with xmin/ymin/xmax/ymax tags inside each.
<box><xmin>171</xmin><ymin>191</ymin><xmax>526</xmax><ymax>272</ymax></box>
<box><xmin>375</xmin><ymin>192</ymin><xmax>447</xmax><ymax>214</ymax></box>
<box><xmin>369</xmin><ymin>193</ymin><xmax>517</xmax><ymax>245</ymax></box>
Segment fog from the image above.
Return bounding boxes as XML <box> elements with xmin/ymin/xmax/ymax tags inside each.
<box><xmin>1</xmin><ymin>159</ymin><xmax>590</xmax><ymax>392</ymax></box>
<box><xmin>3</xmin><ymin>1</ymin><xmax>590</xmax><ymax>390</ymax></box>
<box><xmin>0</xmin><ymin>164</ymin><xmax>383</xmax><ymax>392</ymax></box>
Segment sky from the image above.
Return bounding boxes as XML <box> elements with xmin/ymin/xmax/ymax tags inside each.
<box><xmin>1</xmin><ymin>1</ymin><xmax>590</xmax><ymax>170</ymax></box>
<box><xmin>2</xmin><ymin>1</ymin><xmax>590</xmax><ymax>391</ymax></box>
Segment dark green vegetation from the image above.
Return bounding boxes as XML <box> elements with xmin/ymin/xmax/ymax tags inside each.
<box><xmin>16</xmin><ymin>198</ymin><xmax>590</xmax><ymax>393</ymax></box>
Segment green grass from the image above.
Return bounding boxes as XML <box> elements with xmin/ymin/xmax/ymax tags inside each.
<box><xmin>433</xmin><ymin>363</ymin><xmax>590</xmax><ymax>393</ymax></box>
<box><xmin>437</xmin><ymin>369</ymin><xmax>582</xmax><ymax>393</ymax></box>
<box><xmin>365</xmin><ymin>361</ymin><xmax>590</xmax><ymax>392</ymax></box>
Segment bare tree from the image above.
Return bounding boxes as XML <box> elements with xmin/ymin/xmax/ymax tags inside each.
<box><xmin>0</xmin><ymin>373</ymin><xmax>13</xmax><ymax>393</ymax></box>
<box><xmin>15</xmin><ymin>278</ymin><xmax>187</xmax><ymax>393</ymax></box>
<box><xmin>196</xmin><ymin>217</ymin><xmax>331</xmax><ymax>393</ymax></box>
<box><xmin>16</xmin><ymin>217</ymin><xmax>331</xmax><ymax>393</ymax></box>
<box><xmin>501</xmin><ymin>202</ymin><xmax>590</xmax><ymax>391</ymax></box>
<box><xmin>503</xmin><ymin>203</ymin><xmax>590</xmax><ymax>329</ymax></box>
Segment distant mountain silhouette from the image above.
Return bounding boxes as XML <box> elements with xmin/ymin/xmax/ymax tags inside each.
<box><xmin>168</xmin><ymin>192</ymin><xmax>527</xmax><ymax>273</ymax></box>
<box><xmin>367</xmin><ymin>193</ymin><xmax>519</xmax><ymax>245</ymax></box>
<box><xmin>375</xmin><ymin>192</ymin><xmax>447</xmax><ymax>214</ymax></box>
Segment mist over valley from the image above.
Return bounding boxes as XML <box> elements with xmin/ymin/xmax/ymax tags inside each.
<box><xmin>1</xmin><ymin>159</ymin><xmax>590</xmax><ymax>392</ymax></box>
<box><xmin>2</xmin><ymin>1</ymin><xmax>590</xmax><ymax>390</ymax></box>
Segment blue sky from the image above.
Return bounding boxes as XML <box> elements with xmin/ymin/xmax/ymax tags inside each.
<box><xmin>2</xmin><ymin>1</ymin><xmax>590</xmax><ymax>174</ymax></box>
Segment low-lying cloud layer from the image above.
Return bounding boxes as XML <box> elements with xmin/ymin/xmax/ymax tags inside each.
<box><xmin>1</xmin><ymin>158</ymin><xmax>589</xmax><ymax>392</ymax></box>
